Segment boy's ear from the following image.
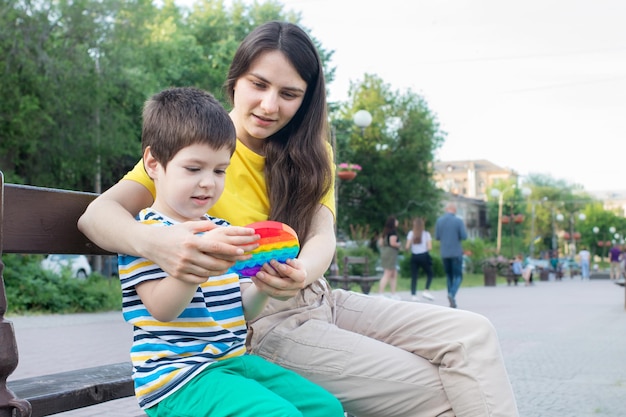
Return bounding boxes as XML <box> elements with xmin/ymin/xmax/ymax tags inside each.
<box><xmin>143</xmin><ymin>146</ymin><xmax>159</xmax><ymax>180</ymax></box>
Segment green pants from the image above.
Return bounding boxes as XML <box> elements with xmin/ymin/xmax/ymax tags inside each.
<box><xmin>145</xmin><ymin>354</ymin><xmax>343</xmax><ymax>417</ymax></box>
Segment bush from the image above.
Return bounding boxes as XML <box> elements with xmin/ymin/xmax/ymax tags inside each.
<box><xmin>462</xmin><ymin>238</ymin><xmax>493</xmax><ymax>274</ymax></box>
<box><xmin>2</xmin><ymin>254</ymin><xmax>121</xmax><ymax>314</ymax></box>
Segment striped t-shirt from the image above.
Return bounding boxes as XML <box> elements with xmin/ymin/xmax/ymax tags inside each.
<box><xmin>118</xmin><ymin>208</ymin><xmax>252</xmax><ymax>409</ymax></box>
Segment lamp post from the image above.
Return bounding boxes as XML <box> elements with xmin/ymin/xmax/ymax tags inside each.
<box><xmin>353</xmin><ymin>110</ymin><xmax>372</xmax><ymax>136</ymax></box>
<box><xmin>593</xmin><ymin>226</ymin><xmax>600</xmax><ymax>261</ymax></box>
<box><xmin>330</xmin><ymin>110</ymin><xmax>372</xmax><ymax>275</ymax></box>
<box><xmin>490</xmin><ymin>186</ymin><xmax>531</xmax><ymax>256</ymax></box>
<box><xmin>569</xmin><ymin>213</ymin><xmax>586</xmax><ymax>256</ymax></box>
<box><xmin>529</xmin><ymin>197</ymin><xmax>548</xmax><ymax>258</ymax></box>
<box><xmin>593</xmin><ymin>226</ymin><xmax>615</xmax><ymax>262</ymax></box>
<box><xmin>555</xmin><ymin>212</ymin><xmax>585</xmax><ymax>257</ymax></box>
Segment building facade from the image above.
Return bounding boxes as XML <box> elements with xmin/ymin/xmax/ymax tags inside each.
<box><xmin>433</xmin><ymin>159</ymin><xmax>518</xmax><ymax>201</ymax></box>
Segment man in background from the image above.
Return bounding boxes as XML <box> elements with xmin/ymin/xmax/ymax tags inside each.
<box><xmin>435</xmin><ymin>203</ymin><xmax>468</xmax><ymax>308</ymax></box>
<box><xmin>609</xmin><ymin>244</ymin><xmax>623</xmax><ymax>280</ymax></box>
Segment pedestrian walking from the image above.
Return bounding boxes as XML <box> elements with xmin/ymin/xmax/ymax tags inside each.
<box><xmin>435</xmin><ymin>203</ymin><xmax>467</xmax><ymax>308</ymax></box>
<box><xmin>405</xmin><ymin>217</ymin><xmax>435</xmax><ymax>301</ymax></box>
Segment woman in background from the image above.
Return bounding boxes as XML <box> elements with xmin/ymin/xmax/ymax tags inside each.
<box><xmin>378</xmin><ymin>216</ymin><xmax>402</xmax><ymax>299</ymax></box>
<box><xmin>406</xmin><ymin>217</ymin><xmax>435</xmax><ymax>301</ymax></box>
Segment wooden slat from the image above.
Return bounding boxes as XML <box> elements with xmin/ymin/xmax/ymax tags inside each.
<box><xmin>7</xmin><ymin>362</ymin><xmax>135</xmax><ymax>417</ymax></box>
<box><xmin>3</xmin><ymin>184</ymin><xmax>111</xmax><ymax>255</ymax></box>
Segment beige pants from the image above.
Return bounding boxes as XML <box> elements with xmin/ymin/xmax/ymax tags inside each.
<box><xmin>610</xmin><ymin>262</ymin><xmax>621</xmax><ymax>279</ymax></box>
<box><xmin>248</xmin><ymin>278</ymin><xmax>519</xmax><ymax>417</ymax></box>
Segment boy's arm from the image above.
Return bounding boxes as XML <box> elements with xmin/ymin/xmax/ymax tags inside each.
<box><xmin>240</xmin><ymin>282</ymin><xmax>269</xmax><ymax>321</ymax></box>
<box><xmin>135</xmin><ymin>276</ymin><xmax>203</xmax><ymax>322</ymax></box>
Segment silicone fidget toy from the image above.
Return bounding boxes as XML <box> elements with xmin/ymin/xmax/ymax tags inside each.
<box><xmin>230</xmin><ymin>220</ymin><xmax>300</xmax><ymax>277</ymax></box>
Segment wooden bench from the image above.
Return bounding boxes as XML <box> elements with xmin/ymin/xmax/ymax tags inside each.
<box><xmin>0</xmin><ymin>172</ymin><xmax>138</xmax><ymax>417</ymax></box>
<box><xmin>326</xmin><ymin>255</ymin><xmax>380</xmax><ymax>295</ymax></box>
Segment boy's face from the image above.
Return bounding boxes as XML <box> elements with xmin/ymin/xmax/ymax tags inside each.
<box><xmin>146</xmin><ymin>143</ymin><xmax>232</xmax><ymax>222</ymax></box>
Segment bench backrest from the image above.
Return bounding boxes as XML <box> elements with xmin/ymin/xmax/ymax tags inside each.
<box><xmin>0</xmin><ymin>171</ymin><xmax>123</xmax><ymax>417</ymax></box>
<box><xmin>343</xmin><ymin>256</ymin><xmax>374</xmax><ymax>277</ymax></box>
<box><xmin>1</xmin><ymin>179</ymin><xmax>110</xmax><ymax>255</ymax></box>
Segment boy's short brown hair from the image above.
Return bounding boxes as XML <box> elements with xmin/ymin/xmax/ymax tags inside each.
<box><xmin>142</xmin><ymin>87</ymin><xmax>236</xmax><ymax>167</ymax></box>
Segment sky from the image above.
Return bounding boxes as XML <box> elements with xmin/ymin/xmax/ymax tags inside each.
<box><xmin>269</xmin><ymin>0</ymin><xmax>626</xmax><ymax>192</ymax></box>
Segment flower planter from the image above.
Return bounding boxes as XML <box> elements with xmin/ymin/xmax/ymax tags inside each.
<box><xmin>338</xmin><ymin>171</ymin><xmax>357</xmax><ymax>181</ymax></box>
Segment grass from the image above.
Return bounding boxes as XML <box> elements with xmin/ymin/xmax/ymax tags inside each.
<box><xmin>367</xmin><ymin>272</ymin><xmax>506</xmax><ymax>294</ymax></box>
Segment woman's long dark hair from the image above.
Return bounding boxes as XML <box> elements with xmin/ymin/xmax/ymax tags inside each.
<box><xmin>382</xmin><ymin>216</ymin><xmax>397</xmax><ymax>245</ymax></box>
<box><xmin>411</xmin><ymin>217</ymin><xmax>425</xmax><ymax>244</ymax></box>
<box><xmin>225</xmin><ymin>21</ymin><xmax>332</xmax><ymax>242</ymax></box>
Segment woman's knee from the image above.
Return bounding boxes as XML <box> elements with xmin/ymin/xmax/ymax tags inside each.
<box><xmin>457</xmin><ymin>311</ymin><xmax>498</xmax><ymax>344</ymax></box>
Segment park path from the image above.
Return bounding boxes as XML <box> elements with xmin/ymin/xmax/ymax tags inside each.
<box><xmin>8</xmin><ymin>278</ymin><xmax>626</xmax><ymax>417</ymax></box>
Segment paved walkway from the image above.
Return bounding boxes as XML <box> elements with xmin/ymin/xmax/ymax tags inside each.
<box><xmin>7</xmin><ymin>278</ymin><xmax>626</xmax><ymax>417</ymax></box>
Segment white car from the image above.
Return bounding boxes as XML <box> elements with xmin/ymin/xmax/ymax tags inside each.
<box><xmin>41</xmin><ymin>254</ymin><xmax>92</xmax><ymax>279</ymax></box>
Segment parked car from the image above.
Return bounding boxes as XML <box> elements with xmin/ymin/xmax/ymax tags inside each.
<box><xmin>41</xmin><ymin>254</ymin><xmax>92</xmax><ymax>279</ymax></box>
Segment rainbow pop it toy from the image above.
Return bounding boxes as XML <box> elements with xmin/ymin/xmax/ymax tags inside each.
<box><xmin>230</xmin><ymin>221</ymin><xmax>300</xmax><ymax>277</ymax></box>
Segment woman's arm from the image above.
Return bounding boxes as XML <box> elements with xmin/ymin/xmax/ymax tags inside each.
<box><xmin>252</xmin><ymin>205</ymin><xmax>335</xmax><ymax>299</ymax></box>
<box><xmin>78</xmin><ymin>180</ymin><xmax>259</xmax><ymax>280</ymax></box>
<box><xmin>78</xmin><ymin>180</ymin><xmax>155</xmax><ymax>254</ymax></box>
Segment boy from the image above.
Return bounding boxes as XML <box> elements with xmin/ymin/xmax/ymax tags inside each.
<box><xmin>118</xmin><ymin>87</ymin><xmax>343</xmax><ymax>417</ymax></box>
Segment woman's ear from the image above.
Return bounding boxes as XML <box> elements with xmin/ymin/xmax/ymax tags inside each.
<box><xmin>143</xmin><ymin>146</ymin><xmax>160</xmax><ymax>180</ymax></box>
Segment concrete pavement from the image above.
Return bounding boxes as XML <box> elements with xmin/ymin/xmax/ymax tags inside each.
<box><xmin>6</xmin><ymin>278</ymin><xmax>626</xmax><ymax>417</ymax></box>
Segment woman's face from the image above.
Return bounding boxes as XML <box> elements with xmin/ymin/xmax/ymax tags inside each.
<box><xmin>230</xmin><ymin>50</ymin><xmax>307</xmax><ymax>155</ymax></box>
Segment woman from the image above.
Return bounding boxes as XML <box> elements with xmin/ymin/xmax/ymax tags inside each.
<box><xmin>377</xmin><ymin>216</ymin><xmax>401</xmax><ymax>299</ymax></box>
<box><xmin>79</xmin><ymin>21</ymin><xmax>519</xmax><ymax>417</ymax></box>
<box><xmin>406</xmin><ymin>217</ymin><xmax>435</xmax><ymax>301</ymax></box>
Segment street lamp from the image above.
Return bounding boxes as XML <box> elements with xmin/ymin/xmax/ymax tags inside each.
<box><xmin>330</xmin><ymin>110</ymin><xmax>372</xmax><ymax>275</ymax></box>
<box><xmin>529</xmin><ymin>196</ymin><xmax>547</xmax><ymax>257</ymax></box>
<box><xmin>593</xmin><ymin>226</ymin><xmax>615</xmax><ymax>262</ymax></box>
<box><xmin>593</xmin><ymin>226</ymin><xmax>600</xmax><ymax>261</ymax></box>
<box><xmin>490</xmin><ymin>186</ymin><xmax>531</xmax><ymax>256</ymax></box>
<box><xmin>353</xmin><ymin>110</ymin><xmax>372</xmax><ymax>136</ymax></box>
<box><xmin>556</xmin><ymin>212</ymin><xmax>586</xmax><ymax>257</ymax></box>
<box><xmin>569</xmin><ymin>213</ymin><xmax>586</xmax><ymax>256</ymax></box>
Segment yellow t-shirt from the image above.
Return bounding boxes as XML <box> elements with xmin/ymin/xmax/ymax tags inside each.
<box><xmin>123</xmin><ymin>139</ymin><xmax>336</xmax><ymax>226</ymax></box>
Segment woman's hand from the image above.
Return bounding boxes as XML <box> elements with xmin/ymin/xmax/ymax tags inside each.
<box><xmin>144</xmin><ymin>221</ymin><xmax>259</xmax><ymax>283</ymax></box>
<box><xmin>251</xmin><ymin>258</ymin><xmax>307</xmax><ymax>301</ymax></box>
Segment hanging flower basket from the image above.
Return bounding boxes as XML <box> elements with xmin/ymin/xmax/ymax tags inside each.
<box><xmin>337</xmin><ymin>162</ymin><xmax>362</xmax><ymax>181</ymax></box>
<box><xmin>338</xmin><ymin>170</ymin><xmax>357</xmax><ymax>181</ymax></box>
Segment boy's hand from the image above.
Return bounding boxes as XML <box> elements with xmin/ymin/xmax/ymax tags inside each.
<box><xmin>251</xmin><ymin>258</ymin><xmax>307</xmax><ymax>301</ymax></box>
<box><xmin>148</xmin><ymin>221</ymin><xmax>259</xmax><ymax>283</ymax></box>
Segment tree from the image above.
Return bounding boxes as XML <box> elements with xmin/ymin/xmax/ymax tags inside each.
<box><xmin>332</xmin><ymin>74</ymin><xmax>444</xmax><ymax>237</ymax></box>
<box><xmin>0</xmin><ymin>0</ymin><xmax>326</xmax><ymax>192</ymax></box>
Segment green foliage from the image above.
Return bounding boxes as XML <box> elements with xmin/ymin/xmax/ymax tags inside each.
<box><xmin>333</xmin><ymin>245</ymin><xmax>378</xmax><ymax>276</ymax></box>
<box><xmin>0</xmin><ymin>0</ymin><xmax>306</xmax><ymax>192</ymax></box>
<box><xmin>2</xmin><ymin>254</ymin><xmax>121</xmax><ymax>314</ymax></box>
<box><xmin>482</xmin><ymin>175</ymin><xmax>622</xmax><ymax>260</ymax></box>
<box><xmin>333</xmin><ymin>74</ymin><xmax>444</xmax><ymax>237</ymax></box>
<box><xmin>462</xmin><ymin>238</ymin><xmax>492</xmax><ymax>273</ymax></box>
